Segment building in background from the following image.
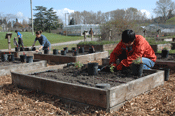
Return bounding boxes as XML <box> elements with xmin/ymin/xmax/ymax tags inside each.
<box><xmin>63</xmin><ymin>24</ymin><xmax>101</xmax><ymax>36</ymax></box>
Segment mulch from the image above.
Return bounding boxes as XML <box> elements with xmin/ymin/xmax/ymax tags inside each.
<box><xmin>0</xmin><ymin>69</ymin><xmax>175</xmax><ymax>115</ymax></box>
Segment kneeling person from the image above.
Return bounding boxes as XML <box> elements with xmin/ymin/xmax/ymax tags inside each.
<box><xmin>109</xmin><ymin>29</ymin><xmax>157</xmax><ymax>70</ymax></box>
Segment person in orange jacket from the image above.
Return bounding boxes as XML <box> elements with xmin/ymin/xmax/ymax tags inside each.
<box><xmin>109</xmin><ymin>29</ymin><xmax>157</xmax><ymax>70</ymax></box>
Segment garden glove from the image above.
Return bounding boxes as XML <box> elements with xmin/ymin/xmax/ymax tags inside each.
<box><xmin>111</xmin><ymin>63</ymin><xmax>117</xmax><ymax>67</ymax></box>
<box><xmin>117</xmin><ymin>63</ymin><xmax>123</xmax><ymax>71</ymax></box>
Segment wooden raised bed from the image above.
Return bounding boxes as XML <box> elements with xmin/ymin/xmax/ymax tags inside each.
<box><xmin>11</xmin><ymin>65</ymin><xmax>164</xmax><ymax>112</ymax></box>
<box><xmin>0</xmin><ymin>50</ymin><xmax>42</xmax><ymax>58</ymax></box>
<box><xmin>150</xmin><ymin>43</ymin><xmax>171</xmax><ymax>53</ymax></box>
<box><xmin>77</xmin><ymin>44</ymin><xmax>118</xmax><ymax>52</ymax></box>
<box><xmin>171</xmin><ymin>43</ymin><xmax>175</xmax><ymax>50</ymax></box>
<box><xmin>102</xmin><ymin>53</ymin><xmax>175</xmax><ymax>70</ymax></box>
<box><xmin>0</xmin><ymin>58</ymin><xmax>47</xmax><ymax>76</ymax></box>
<box><xmin>34</xmin><ymin>51</ymin><xmax>108</xmax><ymax>64</ymax></box>
<box><xmin>154</xmin><ymin>53</ymin><xmax>175</xmax><ymax>69</ymax></box>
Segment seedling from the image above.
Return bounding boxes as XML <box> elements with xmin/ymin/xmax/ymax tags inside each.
<box><xmin>74</xmin><ymin>61</ymin><xmax>84</xmax><ymax>69</ymax></box>
<box><xmin>110</xmin><ymin>64</ymin><xmax>115</xmax><ymax>73</ymax></box>
<box><xmin>132</xmin><ymin>56</ymin><xmax>142</xmax><ymax>64</ymax></box>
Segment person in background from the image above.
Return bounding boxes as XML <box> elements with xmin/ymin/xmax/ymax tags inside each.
<box><xmin>109</xmin><ymin>29</ymin><xmax>157</xmax><ymax>70</ymax></box>
<box><xmin>15</xmin><ymin>30</ymin><xmax>24</xmax><ymax>48</ymax></box>
<box><xmin>32</xmin><ymin>31</ymin><xmax>51</xmax><ymax>53</ymax></box>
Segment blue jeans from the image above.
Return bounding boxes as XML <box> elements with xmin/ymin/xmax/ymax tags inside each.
<box><xmin>142</xmin><ymin>57</ymin><xmax>155</xmax><ymax>69</ymax></box>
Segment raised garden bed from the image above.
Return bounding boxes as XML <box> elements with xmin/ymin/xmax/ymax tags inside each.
<box><xmin>171</xmin><ymin>43</ymin><xmax>175</xmax><ymax>50</ymax></box>
<box><xmin>0</xmin><ymin>58</ymin><xmax>47</xmax><ymax>76</ymax></box>
<box><xmin>102</xmin><ymin>53</ymin><xmax>175</xmax><ymax>70</ymax></box>
<box><xmin>77</xmin><ymin>44</ymin><xmax>118</xmax><ymax>52</ymax></box>
<box><xmin>34</xmin><ymin>51</ymin><xmax>108</xmax><ymax>64</ymax></box>
<box><xmin>153</xmin><ymin>53</ymin><xmax>175</xmax><ymax>69</ymax></box>
<box><xmin>150</xmin><ymin>43</ymin><xmax>171</xmax><ymax>53</ymax></box>
<box><xmin>11</xmin><ymin>64</ymin><xmax>164</xmax><ymax>112</ymax></box>
<box><xmin>0</xmin><ymin>50</ymin><xmax>42</xmax><ymax>58</ymax></box>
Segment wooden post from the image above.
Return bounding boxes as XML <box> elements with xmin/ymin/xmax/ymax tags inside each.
<box><xmin>90</xmin><ymin>28</ymin><xmax>93</xmax><ymax>41</ymax></box>
<box><xmin>5</xmin><ymin>33</ymin><xmax>12</xmax><ymax>51</ymax></box>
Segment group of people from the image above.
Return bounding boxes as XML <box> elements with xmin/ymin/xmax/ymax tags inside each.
<box><xmin>14</xmin><ymin>30</ymin><xmax>51</xmax><ymax>53</ymax></box>
<box><xmin>15</xmin><ymin>29</ymin><xmax>156</xmax><ymax>70</ymax></box>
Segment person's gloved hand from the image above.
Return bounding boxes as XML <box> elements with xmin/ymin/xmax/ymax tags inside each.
<box><xmin>117</xmin><ymin>63</ymin><xmax>123</xmax><ymax>70</ymax></box>
<box><xmin>111</xmin><ymin>63</ymin><xmax>117</xmax><ymax>67</ymax></box>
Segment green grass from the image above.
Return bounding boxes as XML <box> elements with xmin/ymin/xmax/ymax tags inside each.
<box><xmin>77</xmin><ymin>40</ymin><xmax>119</xmax><ymax>45</ymax></box>
<box><xmin>0</xmin><ymin>32</ymin><xmax>83</xmax><ymax>49</ymax></box>
<box><xmin>146</xmin><ymin>39</ymin><xmax>171</xmax><ymax>45</ymax></box>
<box><xmin>108</xmin><ymin>50</ymin><xmax>113</xmax><ymax>55</ymax></box>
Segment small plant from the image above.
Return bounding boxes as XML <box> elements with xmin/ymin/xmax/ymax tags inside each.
<box><xmin>110</xmin><ymin>64</ymin><xmax>115</xmax><ymax>73</ymax></box>
<box><xmin>74</xmin><ymin>61</ymin><xmax>84</xmax><ymax>69</ymax></box>
<box><xmin>132</xmin><ymin>56</ymin><xmax>142</xmax><ymax>64</ymax></box>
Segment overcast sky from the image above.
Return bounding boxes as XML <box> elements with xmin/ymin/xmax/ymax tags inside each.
<box><xmin>0</xmin><ymin>0</ymin><xmax>157</xmax><ymax>24</ymax></box>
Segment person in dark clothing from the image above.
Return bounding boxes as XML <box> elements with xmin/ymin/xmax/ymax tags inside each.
<box><xmin>15</xmin><ymin>30</ymin><xmax>24</xmax><ymax>48</ymax></box>
<box><xmin>32</xmin><ymin>31</ymin><xmax>51</xmax><ymax>53</ymax></box>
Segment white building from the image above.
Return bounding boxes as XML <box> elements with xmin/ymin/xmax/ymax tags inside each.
<box><xmin>63</xmin><ymin>24</ymin><xmax>101</xmax><ymax>36</ymax></box>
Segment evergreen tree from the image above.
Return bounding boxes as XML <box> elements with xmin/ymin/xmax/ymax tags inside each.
<box><xmin>33</xmin><ymin>6</ymin><xmax>47</xmax><ymax>31</ymax></box>
<box><xmin>44</xmin><ymin>7</ymin><xmax>58</xmax><ymax>33</ymax></box>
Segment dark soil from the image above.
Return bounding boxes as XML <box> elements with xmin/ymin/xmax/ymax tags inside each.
<box><xmin>31</xmin><ymin>65</ymin><xmax>154</xmax><ymax>88</ymax></box>
<box><xmin>156</xmin><ymin>54</ymin><xmax>175</xmax><ymax>61</ymax></box>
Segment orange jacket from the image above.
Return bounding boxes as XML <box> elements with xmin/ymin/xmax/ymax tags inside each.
<box><xmin>109</xmin><ymin>35</ymin><xmax>157</xmax><ymax>67</ymax></box>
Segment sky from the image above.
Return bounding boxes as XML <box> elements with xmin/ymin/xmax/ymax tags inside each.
<box><xmin>0</xmin><ymin>0</ymin><xmax>158</xmax><ymax>24</ymax></box>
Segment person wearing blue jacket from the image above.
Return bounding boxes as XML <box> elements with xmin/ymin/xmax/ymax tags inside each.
<box><xmin>32</xmin><ymin>31</ymin><xmax>51</xmax><ymax>53</ymax></box>
<box><xmin>15</xmin><ymin>30</ymin><xmax>24</xmax><ymax>48</ymax></box>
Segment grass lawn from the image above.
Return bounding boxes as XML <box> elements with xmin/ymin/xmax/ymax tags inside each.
<box><xmin>0</xmin><ymin>32</ymin><xmax>83</xmax><ymax>49</ymax></box>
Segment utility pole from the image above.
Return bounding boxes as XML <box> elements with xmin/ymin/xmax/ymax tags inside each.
<box><xmin>65</xmin><ymin>13</ymin><xmax>66</xmax><ymax>27</ymax></box>
<box><xmin>65</xmin><ymin>13</ymin><xmax>69</xmax><ymax>36</ymax></box>
<box><xmin>30</xmin><ymin>0</ymin><xmax>34</xmax><ymax>35</ymax></box>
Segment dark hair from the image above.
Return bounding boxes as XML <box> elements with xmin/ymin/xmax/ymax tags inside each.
<box><xmin>122</xmin><ymin>29</ymin><xmax>135</xmax><ymax>43</ymax></box>
<box><xmin>15</xmin><ymin>30</ymin><xmax>18</xmax><ymax>32</ymax></box>
<box><xmin>35</xmin><ymin>30</ymin><xmax>42</xmax><ymax>35</ymax></box>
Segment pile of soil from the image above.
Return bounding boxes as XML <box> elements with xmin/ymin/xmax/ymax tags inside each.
<box><xmin>31</xmin><ymin>66</ymin><xmax>154</xmax><ymax>88</ymax></box>
<box><xmin>0</xmin><ymin>71</ymin><xmax>175</xmax><ymax>115</ymax></box>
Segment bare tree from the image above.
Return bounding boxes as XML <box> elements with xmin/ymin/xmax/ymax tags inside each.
<box><xmin>154</xmin><ymin>0</ymin><xmax>175</xmax><ymax>22</ymax></box>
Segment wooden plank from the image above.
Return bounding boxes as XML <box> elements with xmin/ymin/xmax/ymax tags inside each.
<box><xmin>12</xmin><ymin>72</ymin><xmax>108</xmax><ymax>108</ymax></box>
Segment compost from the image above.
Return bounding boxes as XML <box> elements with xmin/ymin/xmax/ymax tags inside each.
<box><xmin>31</xmin><ymin>65</ymin><xmax>154</xmax><ymax>87</ymax></box>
